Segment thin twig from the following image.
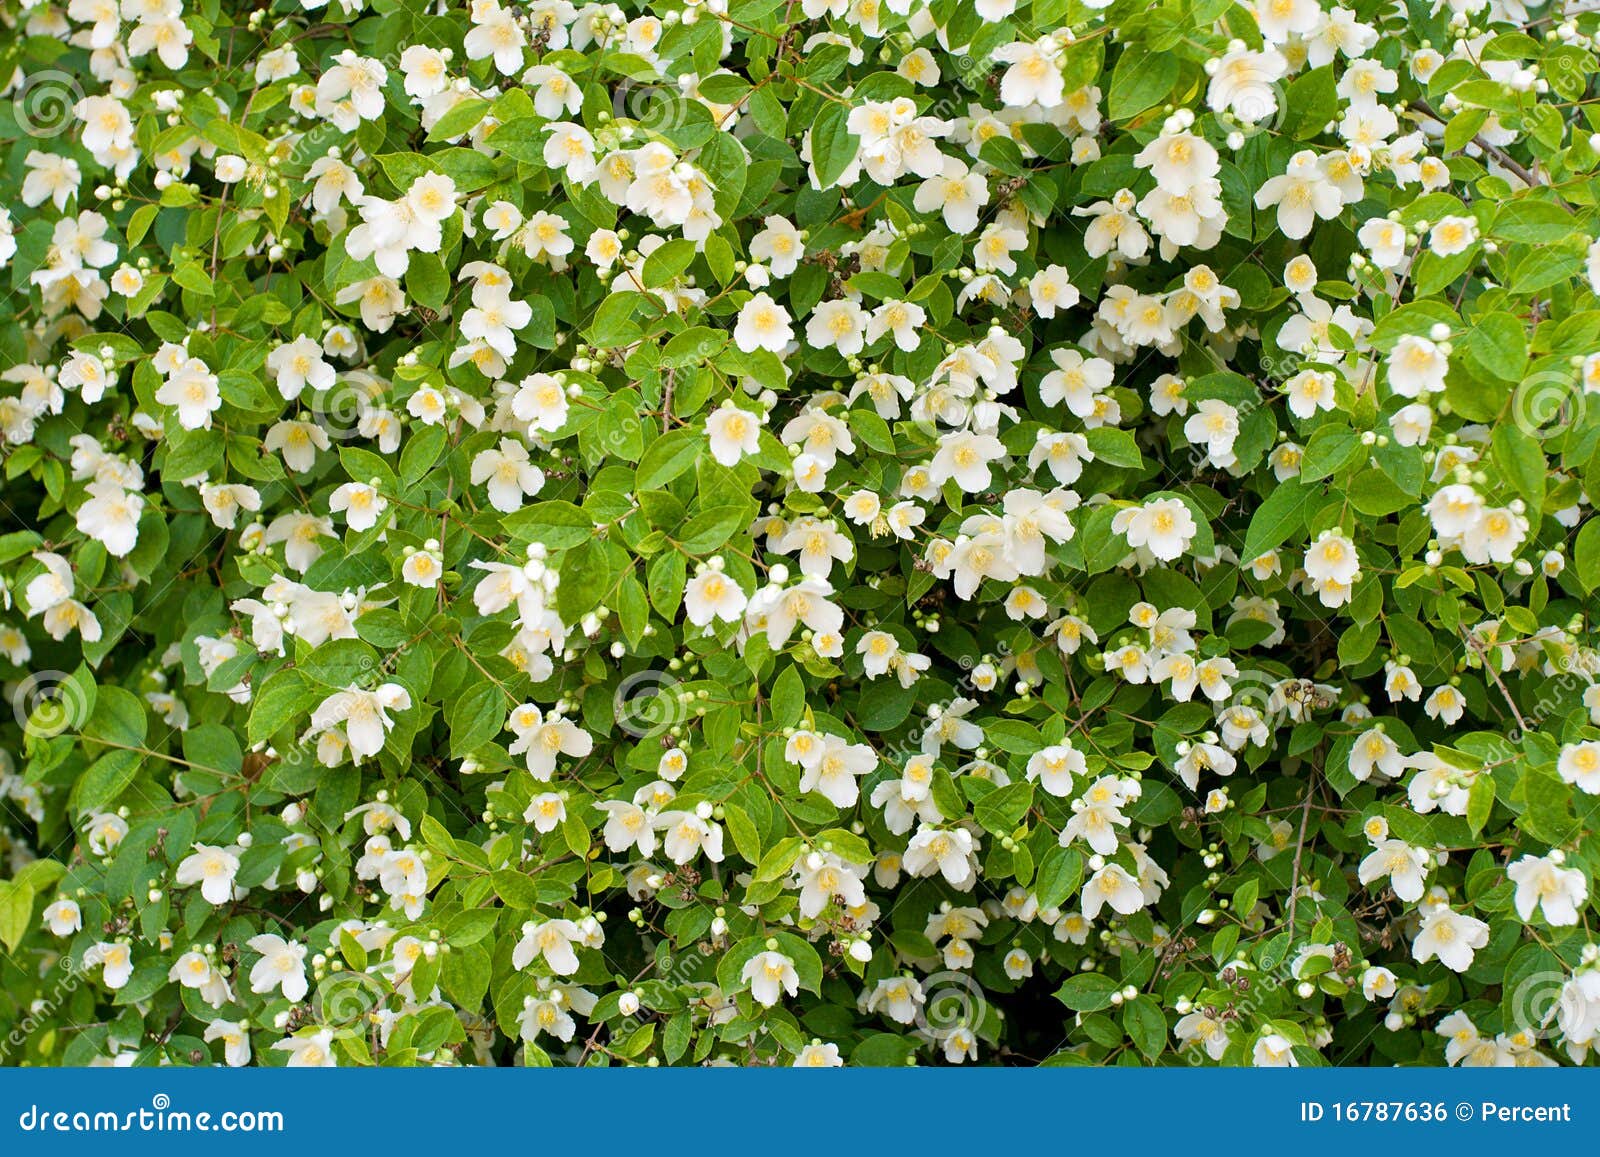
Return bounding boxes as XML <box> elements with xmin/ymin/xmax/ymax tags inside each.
<box><xmin>1412</xmin><ymin>99</ymin><xmax>1543</xmax><ymax>189</ymax></box>
<box><xmin>1285</xmin><ymin>784</ymin><xmax>1316</xmax><ymax>934</ymax></box>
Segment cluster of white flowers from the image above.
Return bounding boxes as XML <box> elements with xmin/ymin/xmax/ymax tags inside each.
<box><xmin>3</xmin><ymin>0</ymin><xmax>1600</xmax><ymax>1071</ymax></box>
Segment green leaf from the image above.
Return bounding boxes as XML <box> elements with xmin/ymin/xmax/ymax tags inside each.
<box><xmin>1461</xmin><ymin>311</ymin><xmax>1527</xmax><ymax>382</ymax></box>
<box><xmin>503</xmin><ymin>500</ymin><xmax>595</xmax><ymax>548</ymax></box>
<box><xmin>809</xmin><ymin>100</ymin><xmax>859</xmax><ymax>189</ymax></box>
<box><xmin>770</xmin><ymin>664</ymin><xmax>805</xmax><ymax>729</ymax></box>
<box><xmin>1055</xmin><ymin>972</ymin><xmax>1119</xmax><ymax>1012</ymax></box>
<box><xmin>1299</xmin><ymin>425</ymin><xmax>1363</xmax><ymax>483</ymax></box>
<box><xmin>723</xmin><ymin>803</ymin><xmax>762</xmax><ymax>865</ymax></box>
<box><xmin>753</xmin><ymin>836</ymin><xmax>803</xmax><ymax>882</ymax></box>
<box><xmin>448</xmin><ymin>681</ymin><xmax>506</xmax><ymax>758</ymax></box>
<box><xmin>1576</xmin><ymin>517</ymin><xmax>1600</xmax><ymax>592</ymax></box>
<box><xmin>642</xmin><ymin>239</ymin><xmax>697</xmax><ymax>288</ymax></box>
<box><xmin>1466</xmin><ymin>774</ymin><xmax>1495</xmax><ymax>836</ymax></box>
<box><xmin>1240</xmin><ymin>480</ymin><xmax>1309</xmax><ymax>563</ymax></box>
<box><xmin>0</xmin><ymin>880</ymin><xmax>35</xmax><ymax>953</ymax></box>
<box><xmin>974</xmin><ymin>781</ymin><xmax>1035</xmax><ymax>835</ymax></box>
<box><xmin>1034</xmin><ymin>846</ymin><xmax>1083</xmax><ymax>909</ymax></box>
<box><xmin>676</xmin><ymin>505</ymin><xmax>748</xmax><ymax>553</ymax></box>
<box><xmin>1491</xmin><ymin>199</ymin><xmax>1573</xmax><ymax>243</ymax></box>
<box><xmin>636</xmin><ymin>428</ymin><xmax>701</xmax><ymax>491</ymax></box>
<box><xmin>1123</xmin><ymin>995</ymin><xmax>1166</xmax><ymax>1059</ymax></box>
<box><xmin>1490</xmin><ymin>422</ymin><xmax>1544</xmax><ymax>512</ymax></box>
<box><xmin>1107</xmin><ymin>47</ymin><xmax>1178</xmax><ymax>121</ymax></box>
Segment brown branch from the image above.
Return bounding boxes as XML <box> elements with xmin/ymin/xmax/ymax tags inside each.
<box><xmin>1412</xmin><ymin>99</ymin><xmax>1542</xmax><ymax>190</ymax></box>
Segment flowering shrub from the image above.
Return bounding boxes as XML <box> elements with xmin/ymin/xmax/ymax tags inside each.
<box><xmin>3</xmin><ymin>0</ymin><xmax>1600</xmax><ymax>1070</ymax></box>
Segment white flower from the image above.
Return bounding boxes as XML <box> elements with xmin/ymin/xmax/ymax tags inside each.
<box><xmin>507</xmin><ymin>706</ymin><xmax>594</xmax><ymax>780</ymax></box>
<box><xmin>806</xmin><ymin>299</ymin><xmax>867</xmax><ymax>355</ymax></box>
<box><xmin>465</xmin><ymin>1</ymin><xmax>527</xmax><ymax>73</ymax></box>
<box><xmin>1082</xmin><ymin>863</ymin><xmax>1145</xmax><ymax>919</ymax></box>
<box><xmin>1027</xmin><ymin>266</ymin><xmax>1080</xmax><ymax>319</ymax></box>
<box><xmin>1387</xmin><ymin>335</ymin><xmax>1449</xmax><ymax>397</ymax></box>
<box><xmin>1112</xmin><ymin>497</ymin><xmax>1197</xmax><ymax>561</ymax></box>
<box><xmin>902</xmin><ymin>825</ymin><xmax>977</xmax><ymax>888</ymax></box>
<box><xmin>1358</xmin><ymin>839</ymin><xmax>1430</xmax><ymax>902</ymax></box>
<box><xmin>1507</xmin><ymin>855</ymin><xmax>1588</xmax><ymax>926</ymax></box>
<box><xmin>1255</xmin><ymin>0</ymin><xmax>1320</xmax><ymax>43</ymax></box>
<box><xmin>1359</xmin><ymin>217</ymin><xmax>1408</xmax><ymax>269</ymax></box>
<box><xmin>267</xmin><ymin>336</ymin><xmax>335</xmax><ymax>401</ymax></box>
<box><xmin>1177</xmin><ymin>1011</ymin><xmax>1231</xmax><ymax>1060</ymax></box>
<box><xmin>741</xmin><ymin>950</ymin><xmax>799</xmax><ymax>1006</ymax></box>
<box><xmin>1412</xmin><ymin>906</ymin><xmax>1490</xmax><ymax>972</ymax></box>
<box><xmin>1040</xmin><ymin>348</ymin><xmax>1114</xmax><ymax>416</ymax></box>
<box><xmin>169</xmin><ymin>951</ymin><xmax>232</xmax><ymax>1008</ymax></box>
<box><xmin>42</xmin><ymin>898</ymin><xmax>81</xmax><ymax>937</ymax></box>
<box><xmin>596</xmin><ymin>799</ymin><xmax>657</xmax><ymax>857</ymax></box>
<box><xmin>749</xmin><ymin>216</ymin><xmax>804</xmax><ymax>277</ymax></box>
<box><xmin>200</xmin><ymin>483</ymin><xmax>262</xmax><ymax>531</ymax></box>
<box><xmin>1348</xmin><ymin>727</ymin><xmax>1406</xmax><ymax>781</ymax></box>
<box><xmin>929</xmin><ymin>431</ymin><xmax>1006</xmax><ymax>493</ymax></box>
<box><xmin>155</xmin><ymin>358</ymin><xmax>221</xmax><ymax>429</ymax></box>
<box><xmin>83</xmin><ymin>942</ymin><xmax>134</xmax><ymax>990</ymax></box>
<box><xmin>471</xmin><ymin>439</ymin><xmax>545</xmax><ymax>513</ymax></box>
<box><xmin>1208</xmin><ymin>47</ymin><xmax>1287</xmax><ymax>125</ymax></box>
<box><xmin>311</xmin><ymin>683</ymin><xmax>412</xmax><ymax>761</ymax></box>
<box><xmin>520</xmin><ymin>211</ymin><xmax>573</xmax><ymax>263</ymax></box>
<box><xmin>1280</xmin><ymin>369</ymin><xmax>1333</xmax><ymax>419</ymax></box>
<box><xmin>75</xmin><ymin>482</ymin><xmax>143</xmax><ymax>557</ymax></box>
<box><xmin>206</xmin><ymin>1020</ymin><xmax>252</xmax><ymax>1067</ymax></box>
<box><xmin>1026</xmin><ymin>743</ymin><xmax>1085</xmax><ymax>797</ymax></box>
<box><xmin>510</xmin><ymin>373</ymin><xmax>570</xmax><ymax>434</ymax></box>
<box><xmin>794</xmin><ymin>1042</ymin><xmax>843</xmax><ymax>1066</ymax></box>
<box><xmin>798</xmin><ymin>734</ymin><xmax>876</xmax><ymax>808</ymax></box>
<box><xmin>705</xmin><ymin>402</ymin><xmax>762</xmax><ymax>466</ymax></box>
<box><xmin>1428</xmin><ymin>216</ymin><xmax>1478</xmax><ymax>257</ymax></box>
<box><xmin>1559</xmin><ymin>741</ymin><xmax>1600</xmax><ymax>794</ymax></box>
<box><xmin>246</xmin><ymin>933</ymin><xmax>309</xmax><ymax>1000</ymax></box>
<box><xmin>76</xmin><ymin>95</ymin><xmax>134</xmax><ymax>156</ymax></box>
<box><xmin>913</xmin><ymin>157</ymin><xmax>989</xmax><ymax>234</ymax></box>
<box><xmin>658</xmin><ymin>811</ymin><xmax>726</xmax><ymax>864</ymax></box>
<box><xmin>175</xmin><ymin>843</ymin><xmax>241</xmax><ymax>905</ymax></box>
<box><xmin>1303</xmin><ymin>529</ymin><xmax>1360</xmax><ymax>585</ymax></box>
<box><xmin>273</xmin><ymin>1029</ymin><xmax>336</xmax><ymax>1067</ymax></box>
<box><xmin>400</xmin><ymin>549</ymin><xmax>442</xmax><ymax>588</ymax></box>
<box><xmin>992</xmin><ymin>37</ymin><xmax>1064</xmax><ymax>107</ymax></box>
<box><xmin>685</xmin><ymin>567</ymin><xmax>748</xmax><ymax>627</ymax></box>
<box><xmin>329</xmin><ymin>482</ymin><xmax>388</xmax><ymax>532</ymax></box>
<box><xmin>1251</xmin><ymin>1033</ymin><xmax>1299</xmax><ymax>1067</ymax></box>
<box><xmin>1254</xmin><ymin>151</ymin><xmax>1342</xmax><ymax>239</ymax></box>
<box><xmin>544</xmin><ymin>123</ymin><xmax>598</xmax><ymax>182</ymax></box>
<box><xmin>734</xmin><ymin>293</ymin><xmax>794</xmax><ymax>353</ymax></box>
<box><xmin>1183</xmin><ymin>399</ymin><xmax>1240</xmax><ymax>467</ymax></box>
<box><xmin>513</xmin><ymin>918</ymin><xmax>584</xmax><ymax>975</ymax></box>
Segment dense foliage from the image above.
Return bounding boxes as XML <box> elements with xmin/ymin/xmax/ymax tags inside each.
<box><xmin>2</xmin><ymin>0</ymin><xmax>1600</xmax><ymax>1068</ymax></box>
